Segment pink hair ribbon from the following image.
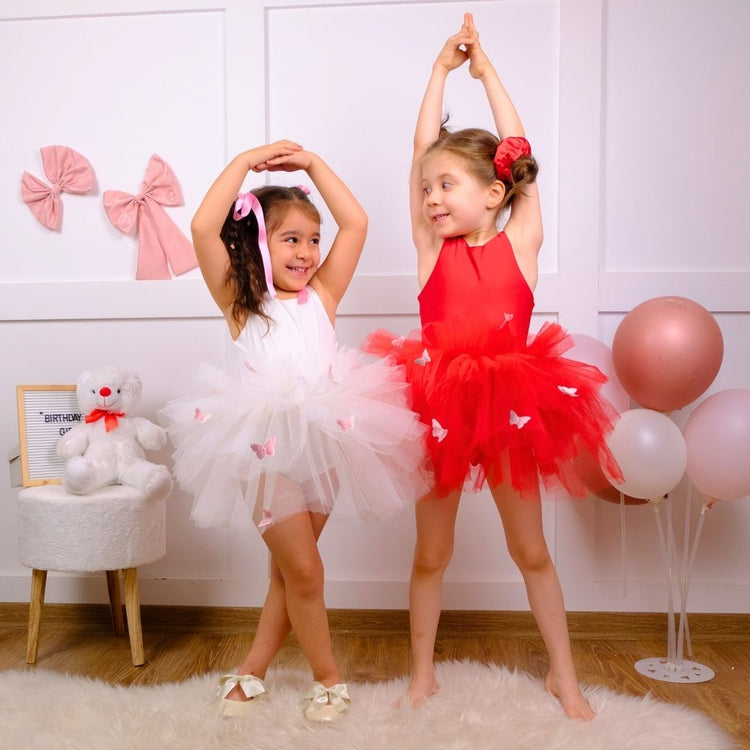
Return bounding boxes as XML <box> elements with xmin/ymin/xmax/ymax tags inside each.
<box><xmin>493</xmin><ymin>136</ymin><xmax>531</xmax><ymax>182</ymax></box>
<box><xmin>21</xmin><ymin>145</ymin><xmax>95</xmax><ymax>230</ymax></box>
<box><xmin>102</xmin><ymin>154</ymin><xmax>198</xmax><ymax>280</ymax></box>
<box><xmin>234</xmin><ymin>191</ymin><xmax>276</xmax><ymax>299</ymax></box>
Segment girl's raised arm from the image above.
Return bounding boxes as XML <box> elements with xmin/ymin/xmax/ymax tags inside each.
<box><xmin>304</xmin><ymin>154</ymin><xmax>367</xmax><ymax>313</ymax></box>
<box><xmin>262</xmin><ymin>148</ymin><xmax>366</xmax><ymax>317</ymax></box>
<box><xmin>410</xmin><ymin>22</ymin><xmax>473</xmax><ymax>281</ymax></box>
<box><xmin>464</xmin><ymin>13</ymin><xmax>543</xmax><ymax>258</ymax></box>
<box><xmin>190</xmin><ymin>141</ymin><xmax>302</xmax><ymax>314</ymax></box>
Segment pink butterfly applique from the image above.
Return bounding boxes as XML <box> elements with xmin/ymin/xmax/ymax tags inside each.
<box><xmin>194</xmin><ymin>407</ymin><xmax>212</xmax><ymax>423</ymax></box>
<box><xmin>415</xmin><ymin>349</ymin><xmax>431</xmax><ymax>367</ymax></box>
<box><xmin>557</xmin><ymin>385</ymin><xmax>578</xmax><ymax>397</ymax></box>
<box><xmin>509</xmin><ymin>410</ymin><xmax>531</xmax><ymax>429</ymax></box>
<box><xmin>251</xmin><ymin>436</ymin><xmax>277</xmax><ymax>459</ymax></box>
<box><xmin>431</xmin><ymin>418</ymin><xmax>448</xmax><ymax>442</ymax></box>
<box><xmin>337</xmin><ymin>415</ymin><xmax>355</xmax><ymax>431</ymax></box>
<box><xmin>258</xmin><ymin>509</ymin><xmax>274</xmax><ymax>529</ymax></box>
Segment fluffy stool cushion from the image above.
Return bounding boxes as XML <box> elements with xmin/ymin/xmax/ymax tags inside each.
<box><xmin>18</xmin><ymin>484</ymin><xmax>166</xmax><ymax>572</ymax></box>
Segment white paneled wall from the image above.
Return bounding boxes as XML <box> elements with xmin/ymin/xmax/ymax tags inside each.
<box><xmin>1</xmin><ymin>0</ymin><xmax>748</xmax><ymax>614</ymax></box>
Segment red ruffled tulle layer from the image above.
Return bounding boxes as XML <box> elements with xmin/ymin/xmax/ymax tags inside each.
<box><xmin>364</xmin><ymin>321</ymin><xmax>623</xmax><ymax>500</ymax></box>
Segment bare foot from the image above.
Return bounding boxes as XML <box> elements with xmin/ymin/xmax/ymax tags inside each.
<box><xmin>224</xmin><ymin>684</ymin><xmax>251</xmax><ymax>703</ymax></box>
<box><xmin>545</xmin><ymin>672</ymin><xmax>595</xmax><ymax>721</ymax></box>
<box><xmin>394</xmin><ymin>675</ymin><xmax>440</xmax><ymax>709</ymax></box>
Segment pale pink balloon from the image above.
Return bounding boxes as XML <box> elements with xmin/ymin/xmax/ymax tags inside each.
<box><xmin>566</xmin><ymin>334</ymin><xmax>630</xmax><ymax>414</ymax></box>
<box><xmin>684</xmin><ymin>389</ymin><xmax>750</xmax><ymax>500</ymax></box>
<box><xmin>612</xmin><ymin>297</ymin><xmax>723</xmax><ymax>412</ymax></box>
<box><xmin>604</xmin><ymin>409</ymin><xmax>687</xmax><ymax>500</ymax></box>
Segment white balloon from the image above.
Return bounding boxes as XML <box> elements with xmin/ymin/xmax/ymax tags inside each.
<box><xmin>605</xmin><ymin>408</ymin><xmax>687</xmax><ymax>499</ymax></box>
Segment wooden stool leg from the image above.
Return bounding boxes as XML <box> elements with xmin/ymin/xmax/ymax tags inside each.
<box><xmin>26</xmin><ymin>569</ymin><xmax>47</xmax><ymax>664</ymax></box>
<box><xmin>123</xmin><ymin>567</ymin><xmax>145</xmax><ymax>666</ymax></box>
<box><xmin>106</xmin><ymin>570</ymin><xmax>125</xmax><ymax>636</ymax></box>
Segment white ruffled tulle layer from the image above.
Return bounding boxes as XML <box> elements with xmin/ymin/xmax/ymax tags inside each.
<box><xmin>160</xmin><ymin>347</ymin><xmax>429</xmax><ymax>531</ymax></box>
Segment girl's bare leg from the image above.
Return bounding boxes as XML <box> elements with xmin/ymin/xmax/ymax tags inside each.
<box><xmin>490</xmin><ymin>482</ymin><xmax>594</xmax><ymax>720</ymax></box>
<box><xmin>404</xmin><ymin>489</ymin><xmax>462</xmax><ymax>707</ymax></box>
<box><xmin>225</xmin><ymin>511</ymin><xmax>329</xmax><ymax>701</ymax></box>
<box><xmin>263</xmin><ymin>510</ymin><xmax>339</xmax><ymax>682</ymax></box>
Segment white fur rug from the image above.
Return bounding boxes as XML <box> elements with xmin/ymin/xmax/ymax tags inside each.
<box><xmin>0</xmin><ymin>660</ymin><xmax>733</xmax><ymax>750</ymax></box>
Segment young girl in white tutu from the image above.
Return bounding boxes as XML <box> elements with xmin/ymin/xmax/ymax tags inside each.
<box><xmin>161</xmin><ymin>141</ymin><xmax>427</xmax><ymax>721</ymax></box>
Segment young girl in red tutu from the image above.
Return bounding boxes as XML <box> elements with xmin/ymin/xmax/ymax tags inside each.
<box><xmin>365</xmin><ymin>14</ymin><xmax>621</xmax><ymax>719</ymax></box>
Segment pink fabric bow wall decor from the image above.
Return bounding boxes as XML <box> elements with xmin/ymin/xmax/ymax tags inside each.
<box><xmin>103</xmin><ymin>154</ymin><xmax>198</xmax><ymax>280</ymax></box>
<box><xmin>21</xmin><ymin>145</ymin><xmax>96</xmax><ymax>231</ymax></box>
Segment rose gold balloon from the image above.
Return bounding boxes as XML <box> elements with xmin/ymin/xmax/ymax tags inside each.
<box><xmin>595</xmin><ymin>484</ymin><xmax>649</xmax><ymax>506</ymax></box>
<box><xmin>573</xmin><ymin>449</ymin><xmax>647</xmax><ymax>505</ymax></box>
<box><xmin>612</xmin><ymin>297</ymin><xmax>723</xmax><ymax>412</ymax></box>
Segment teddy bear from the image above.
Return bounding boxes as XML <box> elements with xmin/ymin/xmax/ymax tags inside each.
<box><xmin>57</xmin><ymin>365</ymin><xmax>173</xmax><ymax>499</ymax></box>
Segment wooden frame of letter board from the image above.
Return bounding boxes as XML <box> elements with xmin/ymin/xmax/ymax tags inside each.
<box><xmin>16</xmin><ymin>384</ymin><xmax>79</xmax><ymax>487</ymax></box>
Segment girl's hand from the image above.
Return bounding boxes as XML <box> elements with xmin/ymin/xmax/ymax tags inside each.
<box><xmin>433</xmin><ymin>25</ymin><xmax>472</xmax><ymax>74</ymax></box>
<box><xmin>251</xmin><ymin>140</ymin><xmax>303</xmax><ymax>171</ymax></box>
<box><xmin>463</xmin><ymin>13</ymin><xmax>493</xmax><ymax>80</ymax></box>
<box><xmin>254</xmin><ymin>148</ymin><xmax>314</xmax><ymax>173</ymax></box>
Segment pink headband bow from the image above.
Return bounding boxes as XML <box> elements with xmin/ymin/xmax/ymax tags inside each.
<box><xmin>493</xmin><ymin>136</ymin><xmax>532</xmax><ymax>182</ymax></box>
<box><xmin>21</xmin><ymin>146</ymin><xmax>96</xmax><ymax>230</ymax></box>
<box><xmin>103</xmin><ymin>154</ymin><xmax>198</xmax><ymax>280</ymax></box>
<box><xmin>234</xmin><ymin>191</ymin><xmax>276</xmax><ymax>299</ymax></box>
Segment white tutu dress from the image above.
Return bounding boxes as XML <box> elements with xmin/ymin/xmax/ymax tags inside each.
<box><xmin>161</xmin><ymin>286</ymin><xmax>429</xmax><ymax>531</ymax></box>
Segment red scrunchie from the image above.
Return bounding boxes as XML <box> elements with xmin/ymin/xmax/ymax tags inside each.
<box><xmin>493</xmin><ymin>136</ymin><xmax>531</xmax><ymax>181</ymax></box>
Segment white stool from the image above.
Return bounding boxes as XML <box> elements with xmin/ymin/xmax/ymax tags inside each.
<box><xmin>17</xmin><ymin>483</ymin><xmax>167</xmax><ymax>666</ymax></box>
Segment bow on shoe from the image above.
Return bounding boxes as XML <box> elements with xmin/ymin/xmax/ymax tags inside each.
<box><xmin>216</xmin><ymin>674</ymin><xmax>266</xmax><ymax>700</ymax></box>
<box><xmin>103</xmin><ymin>154</ymin><xmax>198</xmax><ymax>280</ymax></box>
<box><xmin>21</xmin><ymin>145</ymin><xmax>96</xmax><ymax>230</ymax></box>
<box><xmin>304</xmin><ymin>682</ymin><xmax>351</xmax><ymax>713</ymax></box>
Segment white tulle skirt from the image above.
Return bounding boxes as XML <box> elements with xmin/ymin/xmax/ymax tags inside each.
<box><xmin>160</xmin><ymin>347</ymin><xmax>429</xmax><ymax>532</ymax></box>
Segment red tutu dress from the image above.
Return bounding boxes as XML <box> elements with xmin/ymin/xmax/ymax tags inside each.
<box><xmin>365</xmin><ymin>232</ymin><xmax>622</xmax><ymax>500</ymax></box>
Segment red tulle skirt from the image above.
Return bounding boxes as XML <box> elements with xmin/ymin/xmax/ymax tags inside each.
<box><xmin>364</xmin><ymin>320</ymin><xmax>623</xmax><ymax>500</ymax></box>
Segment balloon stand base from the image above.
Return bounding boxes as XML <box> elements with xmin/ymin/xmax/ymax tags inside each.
<box><xmin>634</xmin><ymin>657</ymin><xmax>714</xmax><ymax>683</ymax></box>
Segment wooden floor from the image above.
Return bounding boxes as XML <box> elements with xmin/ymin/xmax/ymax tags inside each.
<box><xmin>1</xmin><ymin>603</ymin><xmax>748</xmax><ymax>746</ymax></box>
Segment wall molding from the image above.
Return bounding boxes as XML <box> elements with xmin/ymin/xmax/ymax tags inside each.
<box><xmin>3</xmin><ymin>572</ymin><xmax>748</xmax><ymax>614</ymax></box>
<box><xmin>3</xmin><ymin>270</ymin><xmax>747</xmax><ymax>322</ymax></box>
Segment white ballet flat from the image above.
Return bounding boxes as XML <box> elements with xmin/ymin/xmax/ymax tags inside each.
<box><xmin>216</xmin><ymin>673</ymin><xmax>266</xmax><ymax>717</ymax></box>
<box><xmin>302</xmin><ymin>681</ymin><xmax>351</xmax><ymax>722</ymax></box>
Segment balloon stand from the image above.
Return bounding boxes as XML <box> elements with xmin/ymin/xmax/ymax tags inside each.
<box><xmin>634</xmin><ymin>490</ymin><xmax>715</xmax><ymax>684</ymax></box>
<box><xmin>634</xmin><ymin>657</ymin><xmax>713</xmax><ymax>684</ymax></box>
